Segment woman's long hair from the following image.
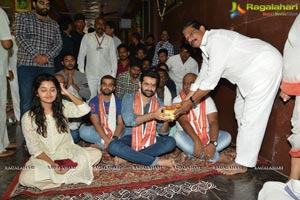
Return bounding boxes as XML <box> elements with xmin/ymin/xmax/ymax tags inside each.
<box><xmin>29</xmin><ymin>73</ymin><xmax>68</xmax><ymax>137</ymax></box>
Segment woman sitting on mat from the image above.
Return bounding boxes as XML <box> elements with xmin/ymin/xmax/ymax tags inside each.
<box><xmin>19</xmin><ymin>73</ymin><xmax>102</xmax><ymax>190</ymax></box>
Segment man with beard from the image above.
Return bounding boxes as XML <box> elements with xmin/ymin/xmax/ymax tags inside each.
<box><xmin>56</xmin><ymin>53</ymin><xmax>91</xmax><ymax>143</ymax></box>
<box><xmin>108</xmin><ymin>70</ymin><xmax>176</xmax><ymax>167</ymax></box>
<box><xmin>78</xmin><ymin>16</ymin><xmax>117</xmax><ymax>100</ymax></box>
<box><xmin>115</xmin><ymin>59</ymin><xmax>142</xmax><ymax>99</ymax></box>
<box><xmin>14</xmin><ymin>0</ymin><xmax>62</xmax><ymax>116</ymax></box>
<box><xmin>79</xmin><ymin>75</ymin><xmax>124</xmax><ymax>149</ymax></box>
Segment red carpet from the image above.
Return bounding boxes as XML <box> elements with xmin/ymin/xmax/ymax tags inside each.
<box><xmin>2</xmin><ymin>149</ymin><xmax>226</xmax><ymax>199</ymax></box>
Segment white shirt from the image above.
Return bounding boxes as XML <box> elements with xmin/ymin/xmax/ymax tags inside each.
<box><xmin>190</xmin><ymin>29</ymin><xmax>282</xmax><ymax>97</ymax></box>
<box><xmin>166</xmin><ymin>54</ymin><xmax>198</xmax><ymax>94</ymax></box>
<box><xmin>173</xmin><ymin>95</ymin><xmax>217</xmax><ymax>133</ymax></box>
<box><xmin>0</xmin><ymin>8</ymin><xmax>12</xmax><ymax>76</ymax></box>
<box><xmin>283</xmin><ymin>14</ymin><xmax>300</xmax><ymax>83</ymax></box>
<box><xmin>78</xmin><ymin>33</ymin><xmax>117</xmax><ymax>77</ymax></box>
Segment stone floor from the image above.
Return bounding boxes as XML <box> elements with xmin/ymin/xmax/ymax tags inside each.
<box><xmin>0</xmin><ymin>123</ymin><xmax>288</xmax><ymax>200</ymax></box>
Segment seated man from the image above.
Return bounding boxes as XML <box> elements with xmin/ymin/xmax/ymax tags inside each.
<box><xmin>156</xmin><ymin>48</ymin><xmax>169</xmax><ymax>66</ymax></box>
<box><xmin>56</xmin><ymin>53</ymin><xmax>91</xmax><ymax>143</ymax></box>
<box><xmin>156</xmin><ymin>68</ymin><xmax>173</xmax><ymax>106</ymax></box>
<box><xmin>142</xmin><ymin>57</ymin><xmax>153</xmax><ymax>73</ymax></box>
<box><xmin>108</xmin><ymin>70</ymin><xmax>176</xmax><ymax>167</ymax></box>
<box><xmin>157</xmin><ymin>63</ymin><xmax>177</xmax><ymax>98</ymax></box>
<box><xmin>115</xmin><ymin>59</ymin><xmax>142</xmax><ymax>99</ymax></box>
<box><xmin>79</xmin><ymin>75</ymin><xmax>123</xmax><ymax>149</ymax></box>
<box><xmin>173</xmin><ymin>73</ymin><xmax>232</xmax><ymax>163</ymax></box>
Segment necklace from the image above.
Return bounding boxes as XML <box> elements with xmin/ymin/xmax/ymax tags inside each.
<box><xmin>156</xmin><ymin>0</ymin><xmax>167</xmax><ymax>21</ymax></box>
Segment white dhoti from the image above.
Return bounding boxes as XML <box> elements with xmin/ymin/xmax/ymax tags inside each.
<box><xmin>234</xmin><ymin>63</ymin><xmax>282</xmax><ymax>167</ymax></box>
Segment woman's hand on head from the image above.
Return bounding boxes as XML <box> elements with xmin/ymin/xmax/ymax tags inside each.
<box><xmin>60</xmin><ymin>82</ymin><xmax>68</xmax><ymax>96</ymax></box>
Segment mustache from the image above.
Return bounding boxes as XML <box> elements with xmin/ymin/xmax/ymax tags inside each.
<box><xmin>145</xmin><ymin>90</ymin><xmax>154</xmax><ymax>93</ymax></box>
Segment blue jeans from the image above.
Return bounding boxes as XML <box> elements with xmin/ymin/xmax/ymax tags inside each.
<box><xmin>17</xmin><ymin>65</ymin><xmax>55</xmax><ymax>116</ymax></box>
<box><xmin>173</xmin><ymin>130</ymin><xmax>232</xmax><ymax>163</ymax></box>
<box><xmin>108</xmin><ymin>135</ymin><xmax>176</xmax><ymax>166</ymax></box>
<box><xmin>70</xmin><ymin>129</ymin><xmax>81</xmax><ymax>143</ymax></box>
<box><xmin>79</xmin><ymin>125</ymin><xmax>106</xmax><ymax>149</ymax></box>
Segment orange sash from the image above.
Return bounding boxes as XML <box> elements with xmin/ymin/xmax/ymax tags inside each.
<box><xmin>98</xmin><ymin>93</ymin><xmax>113</xmax><ymax>140</ymax></box>
<box><xmin>132</xmin><ymin>90</ymin><xmax>159</xmax><ymax>151</ymax></box>
<box><xmin>179</xmin><ymin>91</ymin><xmax>209</xmax><ymax>145</ymax></box>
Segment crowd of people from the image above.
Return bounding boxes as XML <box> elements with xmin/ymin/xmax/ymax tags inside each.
<box><xmin>0</xmin><ymin>0</ymin><xmax>299</xmax><ymax>198</ymax></box>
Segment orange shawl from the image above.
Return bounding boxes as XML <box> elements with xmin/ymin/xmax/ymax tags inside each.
<box><xmin>132</xmin><ymin>90</ymin><xmax>159</xmax><ymax>151</ymax></box>
<box><xmin>179</xmin><ymin>91</ymin><xmax>209</xmax><ymax>145</ymax></box>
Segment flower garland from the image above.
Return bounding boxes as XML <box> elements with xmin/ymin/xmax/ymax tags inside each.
<box><xmin>157</xmin><ymin>0</ymin><xmax>167</xmax><ymax>21</ymax></box>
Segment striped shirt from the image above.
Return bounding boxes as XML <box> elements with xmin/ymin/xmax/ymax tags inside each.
<box><xmin>14</xmin><ymin>11</ymin><xmax>62</xmax><ymax>67</ymax></box>
<box><xmin>152</xmin><ymin>41</ymin><xmax>174</xmax><ymax>66</ymax></box>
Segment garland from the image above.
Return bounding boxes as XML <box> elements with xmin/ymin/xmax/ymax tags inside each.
<box><xmin>157</xmin><ymin>0</ymin><xmax>167</xmax><ymax>21</ymax></box>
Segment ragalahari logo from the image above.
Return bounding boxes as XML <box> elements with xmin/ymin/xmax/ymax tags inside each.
<box><xmin>230</xmin><ymin>2</ymin><xmax>247</xmax><ymax>19</ymax></box>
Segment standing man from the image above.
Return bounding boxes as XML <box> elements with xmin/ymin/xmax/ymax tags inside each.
<box><xmin>116</xmin><ymin>44</ymin><xmax>130</xmax><ymax>77</ymax></box>
<box><xmin>55</xmin><ymin>17</ymin><xmax>74</xmax><ymax>72</ymax></box>
<box><xmin>80</xmin><ymin>75</ymin><xmax>124</xmax><ymax>149</ymax></box>
<box><xmin>115</xmin><ymin>60</ymin><xmax>142</xmax><ymax>99</ymax></box>
<box><xmin>14</xmin><ymin>0</ymin><xmax>62</xmax><ymax>116</ymax></box>
<box><xmin>105</xmin><ymin>21</ymin><xmax>122</xmax><ymax>56</ymax></box>
<box><xmin>56</xmin><ymin>53</ymin><xmax>91</xmax><ymax>143</ymax></box>
<box><xmin>108</xmin><ymin>70</ymin><xmax>176</xmax><ymax>167</ymax></box>
<box><xmin>176</xmin><ymin>21</ymin><xmax>282</xmax><ymax>175</ymax></box>
<box><xmin>0</xmin><ymin>7</ymin><xmax>15</xmax><ymax>157</ymax></box>
<box><xmin>78</xmin><ymin>16</ymin><xmax>117</xmax><ymax>100</ymax></box>
<box><xmin>71</xmin><ymin>13</ymin><xmax>85</xmax><ymax>60</ymax></box>
<box><xmin>152</xmin><ymin>30</ymin><xmax>174</xmax><ymax>66</ymax></box>
<box><xmin>166</xmin><ymin>43</ymin><xmax>198</xmax><ymax>93</ymax></box>
<box><xmin>258</xmin><ymin>14</ymin><xmax>300</xmax><ymax>200</ymax></box>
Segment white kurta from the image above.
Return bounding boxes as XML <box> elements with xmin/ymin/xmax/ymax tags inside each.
<box><xmin>78</xmin><ymin>33</ymin><xmax>117</xmax><ymax>99</ymax></box>
<box><xmin>166</xmin><ymin>54</ymin><xmax>198</xmax><ymax>94</ymax></box>
<box><xmin>8</xmin><ymin>37</ymin><xmax>20</xmax><ymax>121</ymax></box>
<box><xmin>19</xmin><ymin>101</ymin><xmax>101</xmax><ymax>190</ymax></box>
<box><xmin>0</xmin><ymin>7</ymin><xmax>12</xmax><ymax>153</ymax></box>
<box><xmin>190</xmin><ymin>29</ymin><xmax>282</xmax><ymax>167</ymax></box>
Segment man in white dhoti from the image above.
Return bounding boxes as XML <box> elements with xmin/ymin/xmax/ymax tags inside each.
<box><xmin>175</xmin><ymin>21</ymin><xmax>282</xmax><ymax>175</ymax></box>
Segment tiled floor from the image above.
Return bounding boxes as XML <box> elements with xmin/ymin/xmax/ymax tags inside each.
<box><xmin>0</xmin><ymin>123</ymin><xmax>288</xmax><ymax>199</ymax></box>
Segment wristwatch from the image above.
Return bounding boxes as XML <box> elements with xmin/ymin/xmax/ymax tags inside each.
<box><xmin>189</xmin><ymin>96</ymin><xmax>197</xmax><ymax>108</ymax></box>
<box><xmin>210</xmin><ymin>141</ymin><xmax>218</xmax><ymax>147</ymax></box>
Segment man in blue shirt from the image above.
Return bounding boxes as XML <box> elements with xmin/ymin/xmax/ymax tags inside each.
<box><xmin>80</xmin><ymin>75</ymin><xmax>123</xmax><ymax>149</ymax></box>
<box><xmin>108</xmin><ymin>70</ymin><xmax>176</xmax><ymax>167</ymax></box>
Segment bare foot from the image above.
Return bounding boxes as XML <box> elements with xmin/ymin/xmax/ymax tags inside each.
<box><xmin>113</xmin><ymin>156</ymin><xmax>128</xmax><ymax>166</ymax></box>
<box><xmin>180</xmin><ymin>152</ymin><xmax>189</xmax><ymax>162</ymax></box>
<box><xmin>215</xmin><ymin>162</ymin><xmax>248</xmax><ymax>175</ymax></box>
<box><xmin>217</xmin><ymin>153</ymin><xmax>234</xmax><ymax>163</ymax></box>
<box><xmin>0</xmin><ymin>150</ymin><xmax>15</xmax><ymax>158</ymax></box>
<box><xmin>157</xmin><ymin>158</ymin><xmax>176</xmax><ymax>167</ymax></box>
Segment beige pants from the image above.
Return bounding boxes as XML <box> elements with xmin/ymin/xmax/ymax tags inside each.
<box><xmin>19</xmin><ymin>147</ymin><xmax>102</xmax><ymax>190</ymax></box>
